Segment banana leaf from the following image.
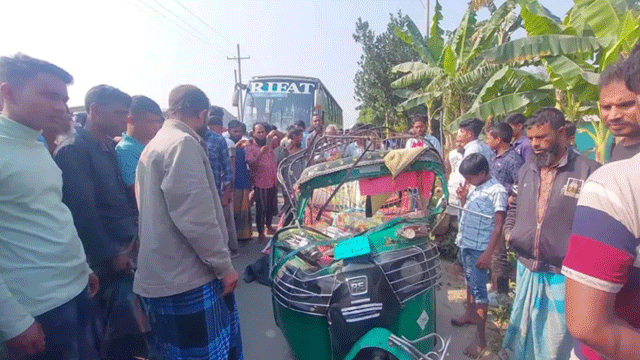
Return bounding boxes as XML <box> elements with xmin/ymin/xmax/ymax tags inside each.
<box><xmin>396</xmin><ymin>91</ymin><xmax>443</xmax><ymax>111</ymax></box>
<box><xmin>482</xmin><ymin>35</ymin><xmax>607</xmax><ymax>64</ymax></box>
<box><xmin>517</xmin><ymin>0</ymin><xmax>563</xmax><ymax>35</ymax></box>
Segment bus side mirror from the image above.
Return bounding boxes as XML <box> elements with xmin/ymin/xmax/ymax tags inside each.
<box><xmin>314</xmin><ymin>88</ymin><xmax>327</xmax><ymax>110</ymax></box>
<box><xmin>232</xmin><ymin>88</ymin><xmax>241</xmax><ymax>107</ymax></box>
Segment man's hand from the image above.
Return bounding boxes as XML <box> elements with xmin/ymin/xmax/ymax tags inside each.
<box><xmin>222</xmin><ymin>268</ymin><xmax>239</xmax><ymax>295</ymax></box>
<box><xmin>259</xmin><ymin>145</ymin><xmax>269</xmax><ymax>154</ymax></box>
<box><xmin>235</xmin><ymin>140</ymin><xmax>248</xmax><ymax>149</ymax></box>
<box><xmin>476</xmin><ymin>249</ymin><xmax>493</xmax><ymax>270</ymax></box>
<box><xmin>113</xmin><ymin>253</ymin><xmax>133</xmax><ymax>274</ymax></box>
<box><xmin>221</xmin><ymin>188</ymin><xmax>233</xmax><ymax>207</ymax></box>
<box><xmin>6</xmin><ymin>321</ymin><xmax>46</xmax><ymax>358</ymax></box>
<box><xmin>88</xmin><ymin>272</ymin><xmax>100</xmax><ymax>297</ymax></box>
<box><xmin>456</xmin><ymin>183</ymin><xmax>469</xmax><ymax>205</ymax></box>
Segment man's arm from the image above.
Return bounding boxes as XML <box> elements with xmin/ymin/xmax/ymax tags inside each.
<box><xmin>219</xmin><ymin>139</ymin><xmax>233</xmax><ymax>190</ymax></box>
<box><xmin>160</xmin><ymin>138</ymin><xmax>233</xmax><ymax>279</ymax></box>
<box><xmin>566</xmin><ymin>278</ymin><xmax>640</xmax><ymax>360</ymax></box>
<box><xmin>476</xmin><ymin>211</ymin><xmax>505</xmax><ymax>269</ymax></box>
<box><xmin>115</xmin><ymin>148</ymin><xmax>137</xmax><ymax>188</ymax></box>
<box><xmin>0</xmin><ymin>275</ymin><xmax>35</xmax><ymax>342</ymax></box>
<box><xmin>54</xmin><ymin>146</ymin><xmax>121</xmax><ymax>268</ymax></box>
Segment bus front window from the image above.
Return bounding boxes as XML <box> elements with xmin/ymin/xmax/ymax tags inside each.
<box><xmin>242</xmin><ymin>90</ymin><xmax>313</xmax><ymax>130</ymax></box>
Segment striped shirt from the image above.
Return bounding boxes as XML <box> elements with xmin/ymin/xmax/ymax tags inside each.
<box><xmin>562</xmin><ymin>153</ymin><xmax>640</xmax><ymax>360</ymax></box>
<box><xmin>456</xmin><ymin>177</ymin><xmax>507</xmax><ymax>251</ymax></box>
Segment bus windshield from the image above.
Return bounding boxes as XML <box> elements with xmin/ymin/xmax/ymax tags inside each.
<box><xmin>242</xmin><ymin>79</ymin><xmax>315</xmax><ymax>130</ymax></box>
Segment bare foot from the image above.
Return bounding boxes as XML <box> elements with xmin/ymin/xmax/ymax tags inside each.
<box><xmin>451</xmin><ymin>313</ymin><xmax>475</xmax><ymax>327</ymax></box>
<box><xmin>463</xmin><ymin>335</ymin><xmax>486</xmax><ymax>359</ymax></box>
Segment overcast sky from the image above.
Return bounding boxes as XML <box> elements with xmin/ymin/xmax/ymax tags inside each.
<box><xmin>4</xmin><ymin>0</ymin><xmax>572</xmax><ymax>128</ymax></box>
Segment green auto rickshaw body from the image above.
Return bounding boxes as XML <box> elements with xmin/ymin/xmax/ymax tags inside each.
<box><xmin>271</xmin><ymin>147</ymin><xmax>448</xmax><ymax>360</ymax></box>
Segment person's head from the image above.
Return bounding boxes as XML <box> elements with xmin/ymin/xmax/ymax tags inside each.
<box><xmin>253</xmin><ymin>122</ymin><xmax>267</xmax><ymax>146</ymax></box>
<box><xmin>127</xmin><ymin>95</ymin><xmax>163</xmax><ymax>144</ymax></box>
<box><xmin>168</xmin><ymin>84</ymin><xmax>210</xmax><ymax>138</ymax></box>
<box><xmin>623</xmin><ymin>38</ymin><xmax>640</xmax><ymax>93</ymax></box>
<box><xmin>458</xmin><ymin>118</ymin><xmax>484</xmax><ymax>144</ymax></box>
<box><xmin>73</xmin><ymin>112</ymin><xmax>87</xmax><ymax>127</ymax></box>
<box><xmin>505</xmin><ymin>113</ymin><xmax>527</xmax><ymax>139</ymax></box>
<box><xmin>0</xmin><ymin>54</ymin><xmax>73</xmax><ymax>132</ymax></box>
<box><xmin>563</xmin><ymin>121</ymin><xmax>577</xmax><ymax>146</ymax></box>
<box><xmin>294</xmin><ymin>120</ymin><xmax>306</xmax><ymax>131</ymax></box>
<box><xmin>325</xmin><ymin>124</ymin><xmax>338</xmax><ymax>136</ymax></box>
<box><xmin>485</xmin><ymin>122</ymin><xmax>514</xmax><ymax>151</ymax></box>
<box><xmin>525</xmin><ymin>107</ymin><xmax>567</xmax><ymax>168</ymax></box>
<box><xmin>455</xmin><ymin>131</ymin><xmax>465</xmax><ymax>153</ymax></box>
<box><xmin>411</xmin><ymin>115</ymin><xmax>428</xmax><ymax>137</ymax></box>
<box><xmin>84</xmin><ymin>84</ymin><xmax>132</xmax><ymax>138</ymax></box>
<box><xmin>458</xmin><ymin>153</ymin><xmax>490</xmax><ymax>186</ymax></box>
<box><xmin>288</xmin><ymin>128</ymin><xmax>303</xmax><ymax>148</ymax></box>
<box><xmin>311</xmin><ymin>114</ymin><xmax>323</xmax><ymax>130</ymax></box>
<box><xmin>598</xmin><ymin>61</ymin><xmax>640</xmax><ymax>139</ymax></box>
<box><xmin>228</xmin><ymin>120</ymin><xmax>244</xmax><ymax>143</ymax></box>
<box><xmin>207</xmin><ymin>105</ymin><xmax>225</xmax><ymax>134</ymax></box>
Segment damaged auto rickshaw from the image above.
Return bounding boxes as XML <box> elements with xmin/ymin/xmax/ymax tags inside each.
<box><xmin>269</xmin><ymin>129</ymin><xmax>451</xmax><ymax>360</ymax></box>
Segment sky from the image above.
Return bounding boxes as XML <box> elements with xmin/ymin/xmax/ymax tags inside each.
<box><xmin>3</xmin><ymin>0</ymin><xmax>573</xmax><ymax>128</ymax></box>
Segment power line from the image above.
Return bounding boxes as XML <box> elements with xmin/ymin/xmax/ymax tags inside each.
<box><xmin>170</xmin><ymin>0</ymin><xmax>234</xmax><ymax>45</ymax></box>
<box><xmin>145</xmin><ymin>0</ymin><xmax>229</xmax><ymax>54</ymax></box>
<box><xmin>124</xmin><ymin>0</ymin><xmax>185</xmax><ymax>36</ymax></box>
<box><xmin>417</xmin><ymin>0</ymin><xmax>425</xmax><ymax>8</ymax></box>
<box><xmin>129</xmin><ymin>0</ymin><xmax>225</xmax><ymax>56</ymax></box>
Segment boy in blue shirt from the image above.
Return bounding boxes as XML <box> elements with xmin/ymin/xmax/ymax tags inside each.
<box><xmin>451</xmin><ymin>153</ymin><xmax>507</xmax><ymax>358</ymax></box>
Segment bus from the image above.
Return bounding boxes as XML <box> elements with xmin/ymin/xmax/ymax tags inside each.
<box><xmin>234</xmin><ymin>75</ymin><xmax>343</xmax><ymax>130</ymax></box>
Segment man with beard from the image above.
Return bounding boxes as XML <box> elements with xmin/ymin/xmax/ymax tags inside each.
<box><xmin>246</xmin><ymin>122</ymin><xmax>278</xmax><ymax>241</ymax></box>
<box><xmin>499</xmin><ymin>108</ymin><xmax>600</xmax><ymax>360</ymax></box>
<box><xmin>305</xmin><ymin>114</ymin><xmax>324</xmax><ymax>149</ymax></box>
<box><xmin>134</xmin><ymin>85</ymin><xmax>242</xmax><ymax>359</ymax></box>
<box><xmin>228</xmin><ymin>120</ymin><xmax>253</xmax><ymax>242</ymax></box>
<box><xmin>597</xmin><ymin>61</ymin><xmax>640</xmax><ymax>162</ymax></box>
<box><xmin>55</xmin><ymin>85</ymin><xmax>151</xmax><ymax>360</ymax></box>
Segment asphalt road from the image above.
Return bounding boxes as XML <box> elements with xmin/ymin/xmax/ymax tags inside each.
<box><xmin>231</xmin><ymin>237</ymin><xmax>473</xmax><ymax>360</ymax></box>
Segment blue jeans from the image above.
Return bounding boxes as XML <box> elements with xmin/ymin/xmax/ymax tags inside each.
<box><xmin>460</xmin><ymin>248</ymin><xmax>489</xmax><ymax>304</ymax></box>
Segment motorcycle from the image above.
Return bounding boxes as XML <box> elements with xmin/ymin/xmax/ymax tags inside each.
<box><xmin>270</xmin><ymin>129</ymin><xmax>451</xmax><ymax>360</ymax></box>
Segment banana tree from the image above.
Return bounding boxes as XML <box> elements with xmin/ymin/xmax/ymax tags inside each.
<box><xmin>454</xmin><ymin>0</ymin><xmax>640</xmax><ymax>163</ymax></box>
<box><xmin>391</xmin><ymin>0</ymin><xmax>521</xmax><ymax>146</ymax></box>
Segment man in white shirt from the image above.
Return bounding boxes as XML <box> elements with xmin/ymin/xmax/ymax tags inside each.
<box><xmin>458</xmin><ymin>118</ymin><xmax>494</xmax><ymax>165</ymax></box>
<box><xmin>405</xmin><ymin>114</ymin><xmax>442</xmax><ymax>154</ymax></box>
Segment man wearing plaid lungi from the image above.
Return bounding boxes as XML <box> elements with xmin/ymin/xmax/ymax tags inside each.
<box><xmin>134</xmin><ymin>85</ymin><xmax>243</xmax><ymax>360</ymax></box>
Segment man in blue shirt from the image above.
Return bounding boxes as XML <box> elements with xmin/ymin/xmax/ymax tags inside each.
<box><xmin>115</xmin><ymin>95</ymin><xmax>163</xmax><ymax>191</ymax></box>
<box><xmin>55</xmin><ymin>85</ymin><xmax>151</xmax><ymax>360</ymax></box>
<box><xmin>0</xmin><ymin>54</ymin><xmax>99</xmax><ymax>359</ymax></box>
<box><xmin>485</xmin><ymin>122</ymin><xmax>524</xmax><ymax>298</ymax></box>
<box><xmin>452</xmin><ymin>153</ymin><xmax>507</xmax><ymax>359</ymax></box>
<box><xmin>506</xmin><ymin>113</ymin><xmax>533</xmax><ymax>163</ymax></box>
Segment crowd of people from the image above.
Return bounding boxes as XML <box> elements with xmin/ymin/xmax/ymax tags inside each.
<box><xmin>1</xmin><ymin>43</ymin><xmax>640</xmax><ymax>360</ymax></box>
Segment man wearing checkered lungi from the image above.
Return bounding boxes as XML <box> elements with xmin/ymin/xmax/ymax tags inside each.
<box><xmin>134</xmin><ymin>85</ymin><xmax>243</xmax><ymax>360</ymax></box>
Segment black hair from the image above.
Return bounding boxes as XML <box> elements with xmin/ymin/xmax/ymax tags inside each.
<box><xmin>505</xmin><ymin>113</ymin><xmax>526</xmax><ymax>126</ymax></box>
<box><xmin>168</xmin><ymin>85</ymin><xmax>210</xmax><ymax>118</ymax></box>
<box><xmin>459</xmin><ymin>118</ymin><xmax>484</xmax><ymax>138</ymax></box>
<box><xmin>599</xmin><ymin>60</ymin><xmax>626</xmax><ymax>90</ymax></box>
<box><xmin>228</xmin><ymin>119</ymin><xmax>243</xmax><ymax>130</ymax></box>
<box><xmin>0</xmin><ymin>53</ymin><xmax>73</xmax><ymax>87</ymax></box>
<box><xmin>412</xmin><ymin>114</ymin><xmax>428</xmax><ymax>126</ymax></box>
<box><xmin>208</xmin><ymin>105</ymin><xmax>224</xmax><ymax>126</ymax></box>
<box><xmin>84</xmin><ymin>84</ymin><xmax>132</xmax><ymax>113</ymax></box>
<box><xmin>526</xmin><ymin>107</ymin><xmax>565</xmax><ymax>130</ymax></box>
<box><xmin>459</xmin><ymin>153</ymin><xmax>490</xmax><ymax>176</ymax></box>
<box><xmin>294</xmin><ymin>120</ymin><xmax>306</xmax><ymax>129</ymax></box>
<box><xmin>624</xmin><ymin>39</ymin><xmax>640</xmax><ymax>93</ymax></box>
<box><xmin>487</xmin><ymin>122</ymin><xmax>513</xmax><ymax>143</ymax></box>
<box><xmin>253</xmin><ymin>121</ymin><xmax>268</xmax><ymax>132</ymax></box>
<box><xmin>564</xmin><ymin>121</ymin><xmax>576</xmax><ymax>138</ymax></box>
<box><xmin>73</xmin><ymin>112</ymin><xmax>87</xmax><ymax>127</ymax></box>
<box><xmin>288</xmin><ymin>128</ymin><xmax>303</xmax><ymax>139</ymax></box>
<box><xmin>130</xmin><ymin>95</ymin><xmax>162</xmax><ymax>118</ymax></box>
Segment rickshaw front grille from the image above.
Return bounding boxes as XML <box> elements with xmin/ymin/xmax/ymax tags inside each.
<box><xmin>372</xmin><ymin>242</ymin><xmax>441</xmax><ymax>303</ymax></box>
<box><xmin>272</xmin><ymin>265</ymin><xmax>339</xmax><ymax>317</ymax></box>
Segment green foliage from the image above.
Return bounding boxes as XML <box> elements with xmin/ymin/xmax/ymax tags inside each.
<box><xmin>353</xmin><ymin>11</ymin><xmax>422</xmax><ymax>128</ymax></box>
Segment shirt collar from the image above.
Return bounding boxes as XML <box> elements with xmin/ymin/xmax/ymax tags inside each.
<box><xmin>513</xmin><ymin>135</ymin><xmax>527</xmax><ymax>145</ymax></box>
<box><xmin>120</xmin><ymin>132</ymin><xmax>145</xmax><ymax>149</ymax></box>
<box><xmin>464</xmin><ymin>139</ymin><xmax>479</xmax><ymax>149</ymax></box>
<box><xmin>0</xmin><ymin>115</ymin><xmax>42</xmax><ymax>141</ymax></box>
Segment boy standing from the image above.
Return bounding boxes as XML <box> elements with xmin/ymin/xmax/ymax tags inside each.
<box><xmin>451</xmin><ymin>153</ymin><xmax>507</xmax><ymax>359</ymax></box>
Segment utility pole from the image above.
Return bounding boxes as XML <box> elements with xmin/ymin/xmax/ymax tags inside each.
<box><xmin>228</xmin><ymin>44</ymin><xmax>249</xmax><ymax>121</ymax></box>
<box><xmin>426</xmin><ymin>0</ymin><xmax>430</xmax><ymax>39</ymax></box>
<box><xmin>228</xmin><ymin>44</ymin><xmax>250</xmax><ymax>86</ymax></box>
